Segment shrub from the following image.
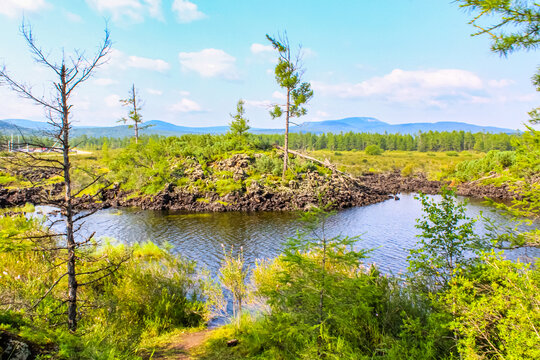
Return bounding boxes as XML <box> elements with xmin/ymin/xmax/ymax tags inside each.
<box><xmin>401</xmin><ymin>163</ymin><xmax>415</xmax><ymax>177</ymax></box>
<box><xmin>254</xmin><ymin>154</ymin><xmax>282</xmax><ymax>176</ymax></box>
<box><xmin>365</xmin><ymin>144</ymin><xmax>383</xmax><ymax>155</ymax></box>
<box><xmin>446</xmin><ymin>254</ymin><xmax>540</xmax><ymax>360</ymax></box>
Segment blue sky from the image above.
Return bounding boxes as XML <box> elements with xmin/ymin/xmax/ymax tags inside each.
<box><xmin>0</xmin><ymin>0</ymin><xmax>538</xmax><ymax>130</ymax></box>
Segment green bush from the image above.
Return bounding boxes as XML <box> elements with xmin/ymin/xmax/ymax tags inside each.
<box><xmin>454</xmin><ymin>150</ymin><xmax>516</xmax><ymax>181</ymax></box>
<box><xmin>401</xmin><ymin>163</ymin><xmax>415</xmax><ymax>177</ymax></box>
<box><xmin>254</xmin><ymin>154</ymin><xmax>282</xmax><ymax>176</ymax></box>
<box><xmin>365</xmin><ymin>144</ymin><xmax>383</xmax><ymax>155</ymax></box>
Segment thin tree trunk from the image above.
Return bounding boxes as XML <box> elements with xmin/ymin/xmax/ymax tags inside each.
<box><xmin>282</xmin><ymin>88</ymin><xmax>290</xmax><ymax>180</ymax></box>
<box><xmin>60</xmin><ymin>65</ymin><xmax>77</xmax><ymax>331</ymax></box>
<box><xmin>132</xmin><ymin>84</ymin><xmax>139</xmax><ymax>144</ymax></box>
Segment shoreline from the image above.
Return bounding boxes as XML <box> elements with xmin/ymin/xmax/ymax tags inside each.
<box><xmin>0</xmin><ymin>170</ymin><xmax>516</xmax><ymax>212</ymax></box>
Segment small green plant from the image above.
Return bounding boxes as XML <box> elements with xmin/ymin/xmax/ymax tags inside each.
<box><xmin>408</xmin><ymin>187</ymin><xmax>481</xmax><ymax>292</ymax></box>
<box><xmin>401</xmin><ymin>163</ymin><xmax>415</xmax><ymax>177</ymax></box>
<box><xmin>219</xmin><ymin>245</ymin><xmax>249</xmax><ymax>325</ymax></box>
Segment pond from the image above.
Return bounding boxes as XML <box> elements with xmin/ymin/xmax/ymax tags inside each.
<box><xmin>37</xmin><ymin>193</ymin><xmax>539</xmax><ymax>275</ymax></box>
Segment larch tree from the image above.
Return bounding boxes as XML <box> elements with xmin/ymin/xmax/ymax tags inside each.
<box><xmin>457</xmin><ymin>0</ymin><xmax>539</xmax><ymax>124</ymax></box>
<box><xmin>0</xmin><ymin>22</ymin><xmax>128</xmax><ymax>331</ymax></box>
<box><xmin>266</xmin><ymin>33</ymin><xmax>314</xmax><ymax>179</ymax></box>
<box><xmin>457</xmin><ymin>0</ymin><xmax>539</xmax><ymax>248</ymax></box>
<box><xmin>119</xmin><ymin>84</ymin><xmax>145</xmax><ymax>143</ymax></box>
<box><xmin>228</xmin><ymin>99</ymin><xmax>250</xmax><ymax>137</ymax></box>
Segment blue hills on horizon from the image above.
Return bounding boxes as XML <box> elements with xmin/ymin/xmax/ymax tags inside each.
<box><xmin>0</xmin><ymin>117</ymin><xmax>517</xmax><ymax>138</ymax></box>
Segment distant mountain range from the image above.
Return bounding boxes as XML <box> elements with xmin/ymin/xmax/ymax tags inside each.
<box><xmin>0</xmin><ymin>117</ymin><xmax>516</xmax><ymax>138</ymax></box>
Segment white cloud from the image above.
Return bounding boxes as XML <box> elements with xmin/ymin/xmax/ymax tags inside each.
<box><xmin>86</xmin><ymin>0</ymin><xmax>162</xmax><ymax>22</ymax></box>
<box><xmin>245</xmin><ymin>99</ymin><xmax>272</xmax><ymax>109</ymax></box>
<box><xmin>94</xmin><ymin>78</ymin><xmax>117</xmax><ymax>86</ymax></box>
<box><xmin>105</xmin><ymin>94</ymin><xmax>121</xmax><ymax>107</ymax></box>
<box><xmin>170</xmin><ymin>98</ymin><xmax>202</xmax><ymax>113</ymax></box>
<box><xmin>64</xmin><ymin>10</ymin><xmax>83</xmax><ymax>22</ymax></box>
<box><xmin>179</xmin><ymin>49</ymin><xmax>239</xmax><ymax>80</ymax></box>
<box><xmin>488</xmin><ymin>79</ymin><xmax>514</xmax><ymax>88</ymax></box>
<box><xmin>127</xmin><ymin>55</ymin><xmax>170</xmax><ymax>72</ymax></box>
<box><xmin>172</xmin><ymin>0</ymin><xmax>205</xmax><ymax>23</ymax></box>
<box><xmin>0</xmin><ymin>89</ymin><xmax>43</xmax><ymax>119</ymax></box>
<box><xmin>0</xmin><ymin>0</ymin><xmax>48</xmax><ymax>17</ymax></box>
<box><xmin>104</xmin><ymin>50</ymin><xmax>170</xmax><ymax>72</ymax></box>
<box><xmin>250</xmin><ymin>43</ymin><xmax>274</xmax><ymax>54</ymax></box>
<box><xmin>313</xmin><ymin>69</ymin><xmax>489</xmax><ymax>108</ymax></box>
<box><xmin>179</xmin><ymin>90</ymin><xmax>191</xmax><ymax>96</ymax></box>
<box><xmin>514</xmin><ymin>93</ymin><xmax>540</xmax><ymax>102</ymax></box>
<box><xmin>0</xmin><ymin>0</ymin><xmax>49</xmax><ymax>18</ymax></box>
<box><xmin>272</xmin><ymin>91</ymin><xmax>286</xmax><ymax>101</ymax></box>
<box><xmin>147</xmin><ymin>88</ymin><xmax>163</xmax><ymax>95</ymax></box>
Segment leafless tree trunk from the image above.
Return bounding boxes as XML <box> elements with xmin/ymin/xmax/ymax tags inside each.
<box><xmin>0</xmin><ymin>22</ymin><xmax>118</xmax><ymax>331</ymax></box>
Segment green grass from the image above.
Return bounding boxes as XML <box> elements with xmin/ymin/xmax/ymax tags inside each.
<box><xmin>307</xmin><ymin>150</ymin><xmax>482</xmax><ymax>180</ymax></box>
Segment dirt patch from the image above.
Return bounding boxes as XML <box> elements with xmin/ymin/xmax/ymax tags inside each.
<box><xmin>150</xmin><ymin>330</ymin><xmax>212</xmax><ymax>360</ymax></box>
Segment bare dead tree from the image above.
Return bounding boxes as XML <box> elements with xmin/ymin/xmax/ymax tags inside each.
<box><xmin>0</xmin><ymin>22</ymin><xmax>129</xmax><ymax>331</ymax></box>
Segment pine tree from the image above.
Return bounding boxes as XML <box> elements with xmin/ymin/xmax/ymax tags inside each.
<box><xmin>267</xmin><ymin>33</ymin><xmax>314</xmax><ymax>179</ymax></box>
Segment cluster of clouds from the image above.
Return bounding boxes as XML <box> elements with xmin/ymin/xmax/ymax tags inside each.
<box><xmin>0</xmin><ymin>0</ymin><xmax>207</xmax><ymax>23</ymax></box>
<box><xmin>1</xmin><ymin>1</ymin><xmax>533</xmax><ymax>123</ymax></box>
<box><xmin>0</xmin><ymin>0</ymin><xmax>49</xmax><ymax>18</ymax></box>
<box><xmin>312</xmin><ymin>69</ymin><xmax>515</xmax><ymax>109</ymax></box>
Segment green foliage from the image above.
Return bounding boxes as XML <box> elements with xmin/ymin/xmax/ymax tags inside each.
<box><xmin>119</xmin><ymin>84</ymin><xmax>150</xmax><ymax>143</ymax></box>
<box><xmin>84</xmin><ymin>241</ymin><xmax>207</xmax><ymax>350</ymax></box>
<box><xmin>215</xmin><ymin>178</ymin><xmax>243</xmax><ymax>196</ymax></box>
<box><xmin>454</xmin><ymin>150</ymin><xmax>516</xmax><ymax>181</ymax></box>
<box><xmin>401</xmin><ymin>163</ymin><xmax>415</xmax><ymax>177</ymax></box>
<box><xmin>218</xmin><ymin>245</ymin><xmax>248</xmax><ymax>322</ymax></box>
<box><xmin>455</xmin><ymin>127</ymin><xmax>539</xmax><ymax>249</ymax></box>
<box><xmin>0</xmin><ymin>172</ymin><xmax>17</xmax><ymax>185</ymax></box>
<box><xmin>101</xmin><ymin>140</ymin><xmax>110</xmax><ymax>163</ymax></box>
<box><xmin>0</xmin><ymin>212</ymin><xmax>208</xmax><ymax>359</ymax></box>
<box><xmin>266</xmin><ymin>34</ymin><xmax>314</xmax><ymax>121</ymax></box>
<box><xmin>446</xmin><ymin>253</ymin><xmax>540</xmax><ymax>359</ymax></box>
<box><xmin>457</xmin><ymin>0</ymin><xmax>540</xmax><ymax>56</ymax></box>
<box><xmin>365</xmin><ymin>144</ymin><xmax>383</xmax><ymax>155</ymax></box>
<box><xmin>254</xmin><ymin>154</ymin><xmax>283</xmax><ymax>176</ymax></box>
<box><xmin>409</xmin><ymin>188</ymin><xmax>481</xmax><ymax>292</ymax></box>
<box><xmin>228</xmin><ymin>99</ymin><xmax>250</xmax><ymax>138</ymax></box>
<box><xmin>73</xmin><ymin>130</ymin><xmax>517</xmax><ymax>153</ymax></box>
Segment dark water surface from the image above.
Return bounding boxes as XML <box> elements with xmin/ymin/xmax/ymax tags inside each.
<box><xmin>37</xmin><ymin>193</ymin><xmax>538</xmax><ymax>274</ymax></box>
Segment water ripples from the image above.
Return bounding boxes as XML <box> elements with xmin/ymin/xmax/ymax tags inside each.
<box><xmin>38</xmin><ymin>193</ymin><xmax>539</xmax><ymax>275</ymax></box>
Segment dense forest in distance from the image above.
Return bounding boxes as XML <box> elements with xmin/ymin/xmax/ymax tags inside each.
<box><xmin>52</xmin><ymin>129</ymin><xmax>518</xmax><ymax>152</ymax></box>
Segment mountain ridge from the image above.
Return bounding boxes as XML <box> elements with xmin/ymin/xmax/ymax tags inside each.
<box><xmin>0</xmin><ymin>117</ymin><xmax>517</xmax><ymax>138</ymax></box>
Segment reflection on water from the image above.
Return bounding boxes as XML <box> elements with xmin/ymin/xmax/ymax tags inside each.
<box><xmin>37</xmin><ymin>193</ymin><xmax>539</xmax><ymax>275</ymax></box>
